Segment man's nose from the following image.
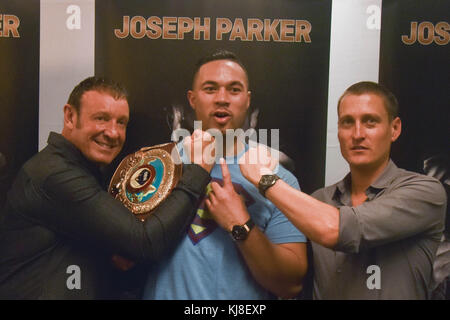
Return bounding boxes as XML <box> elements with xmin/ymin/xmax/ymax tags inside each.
<box><xmin>352</xmin><ymin>122</ymin><xmax>365</xmax><ymax>140</ymax></box>
<box><xmin>214</xmin><ymin>87</ymin><xmax>229</xmax><ymax>105</ymax></box>
<box><xmin>104</xmin><ymin>121</ymin><xmax>120</xmax><ymax>140</ymax></box>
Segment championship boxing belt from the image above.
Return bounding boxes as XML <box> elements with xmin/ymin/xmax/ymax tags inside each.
<box><xmin>108</xmin><ymin>142</ymin><xmax>182</xmax><ymax>221</ymax></box>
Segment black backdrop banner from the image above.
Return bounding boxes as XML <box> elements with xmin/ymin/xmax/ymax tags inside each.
<box><xmin>0</xmin><ymin>0</ymin><xmax>40</xmax><ymax>206</ymax></box>
<box><xmin>380</xmin><ymin>0</ymin><xmax>449</xmax><ymax>175</ymax></box>
<box><xmin>95</xmin><ymin>0</ymin><xmax>332</xmax><ymax>194</ymax></box>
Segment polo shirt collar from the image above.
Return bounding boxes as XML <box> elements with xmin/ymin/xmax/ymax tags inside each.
<box><xmin>370</xmin><ymin>159</ymin><xmax>399</xmax><ymax>189</ymax></box>
<box><xmin>332</xmin><ymin>159</ymin><xmax>399</xmax><ymax>204</ymax></box>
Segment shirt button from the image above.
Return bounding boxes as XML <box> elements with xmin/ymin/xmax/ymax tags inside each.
<box><xmin>337</xmin><ymin>269</ymin><xmax>342</xmax><ymax>273</ymax></box>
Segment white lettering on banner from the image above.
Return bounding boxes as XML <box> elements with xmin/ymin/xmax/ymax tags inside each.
<box><xmin>66</xmin><ymin>265</ymin><xmax>81</xmax><ymax>290</ymax></box>
<box><xmin>66</xmin><ymin>5</ymin><xmax>81</xmax><ymax>30</ymax></box>
<box><xmin>366</xmin><ymin>5</ymin><xmax>381</xmax><ymax>30</ymax></box>
<box><xmin>366</xmin><ymin>265</ymin><xmax>381</xmax><ymax>290</ymax></box>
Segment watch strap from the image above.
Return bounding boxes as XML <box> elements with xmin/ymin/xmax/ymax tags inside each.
<box><xmin>243</xmin><ymin>218</ymin><xmax>255</xmax><ymax>233</ymax></box>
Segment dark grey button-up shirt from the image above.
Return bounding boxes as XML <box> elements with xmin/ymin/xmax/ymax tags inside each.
<box><xmin>311</xmin><ymin>160</ymin><xmax>447</xmax><ymax>299</ymax></box>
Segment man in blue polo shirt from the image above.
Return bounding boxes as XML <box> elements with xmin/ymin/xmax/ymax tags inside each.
<box><xmin>143</xmin><ymin>50</ymin><xmax>307</xmax><ymax>300</ymax></box>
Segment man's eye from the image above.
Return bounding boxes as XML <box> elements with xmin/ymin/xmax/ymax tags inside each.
<box><xmin>203</xmin><ymin>87</ymin><xmax>216</xmax><ymax>92</ymax></box>
<box><xmin>230</xmin><ymin>87</ymin><xmax>242</xmax><ymax>93</ymax></box>
<box><xmin>95</xmin><ymin>115</ymin><xmax>110</xmax><ymax>122</ymax></box>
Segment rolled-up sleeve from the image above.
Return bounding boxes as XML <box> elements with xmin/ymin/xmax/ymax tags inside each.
<box><xmin>335</xmin><ymin>175</ymin><xmax>447</xmax><ymax>253</ymax></box>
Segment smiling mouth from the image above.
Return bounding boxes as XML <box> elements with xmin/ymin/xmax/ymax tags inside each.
<box><xmin>95</xmin><ymin>140</ymin><xmax>118</xmax><ymax>150</ymax></box>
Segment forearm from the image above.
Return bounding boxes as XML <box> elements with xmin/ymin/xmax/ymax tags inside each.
<box><xmin>237</xmin><ymin>228</ymin><xmax>306</xmax><ymax>298</ymax></box>
<box><xmin>142</xmin><ymin>164</ymin><xmax>210</xmax><ymax>260</ymax></box>
<box><xmin>19</xmin><ymin>162</ymin><xmax>211</xmax><ymax>262</ymax></box>
<box><xmin>265</xmin><ymin>180</ymin><xmax>340</xmax><ymax>248</ymax></box>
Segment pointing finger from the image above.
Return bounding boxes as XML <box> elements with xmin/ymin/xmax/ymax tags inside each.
<box><xmin>219</xmin><ymin>158</ymin><xmax>232</xmax><ymax>187</ymax></box>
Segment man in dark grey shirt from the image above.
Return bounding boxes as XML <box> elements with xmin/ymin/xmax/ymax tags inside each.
<box><xmin>310</xmin><ymin>159</ymin><xmax>444</xmax><ymax>298</ymax></box>
<box><xmin>238</xmin><ymin>81</ymin><xmax>447</xmax><ymax>299</ymax></box>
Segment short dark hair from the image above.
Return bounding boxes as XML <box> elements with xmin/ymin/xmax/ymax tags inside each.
<box><xmin>337</xmin><ymin>81</ymin><xmax>399</xmax><ymax>121</ymax></box>
<box><xmin>67</xmin><ymin>76</ymin><xmax>129</xmax><ymax>114</ymax></box>
<box><xmin>192</xmin><ymin>49</ymin><xmax>249</xmax><ymax>89</ymax></box>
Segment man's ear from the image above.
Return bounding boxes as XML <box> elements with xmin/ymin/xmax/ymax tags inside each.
<box><xmin>246</xmin><ymin>91</ymin><xmax>251</xmax><ymax>111</ymax></box>
<box><xmin>63</xmin><ymin>104</ymin><xmax>77</xmax><ymax>130</ymax></box>
<box><xmin>391</xmin><ymin>116</ymin><xmax>402</xmax><ymax>142</ymax></box>
<box><xmin>187</xmin><ymin>90</ymin><xmax>195</xmax><ymax>110</ymax></box>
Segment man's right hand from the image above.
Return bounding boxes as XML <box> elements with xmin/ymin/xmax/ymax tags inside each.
<box><xmin>239</xmin><ymin>145</ymin><xmax>278</xmax><ymax>187</ymax></box>
<box><xmin>183</xmin><ymin>129</ymin><xmax>215</xmax><ymax>173</ymax></box>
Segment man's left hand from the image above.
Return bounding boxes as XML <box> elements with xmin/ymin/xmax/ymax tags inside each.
<box><xmin>205</xmin><ymin>158</ymin><xmax>250</xmax><ymax>232</ymax></box>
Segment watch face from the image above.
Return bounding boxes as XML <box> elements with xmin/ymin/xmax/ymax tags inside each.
<box><xmin>231</xmin><ymin>225</ymin><xmax>247</xmax><ymax>241</ymax></box>
<box><xmin>260</xmin><ymin>175</ymin><xmax>272</xmax><ymax>185</ymax></box>
<box><xmin>259</xmin><ymin>174</ymin><xmax>279</xmax><ymax>196</ymax></box>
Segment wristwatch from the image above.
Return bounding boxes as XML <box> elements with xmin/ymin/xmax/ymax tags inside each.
<box><xmin>230</xmin><ymin>219</ymin><xmax>255</xmax><ymax>241</ymax></box>
<box><xmin>258</xmin><ymin>174</ymin><xmax>280</xmax><ymax>197</ymax></box>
